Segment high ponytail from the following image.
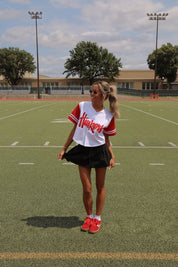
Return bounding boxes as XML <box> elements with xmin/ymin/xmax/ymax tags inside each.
<box><xmin>108</xmin><ymin>85</ymin><xmax>120</xmax><ymax>119</ymax></box>
<box><xmin>93</xmin><ymin>81</ymin><xmax>120</xmax><ymax>119</ymax></box>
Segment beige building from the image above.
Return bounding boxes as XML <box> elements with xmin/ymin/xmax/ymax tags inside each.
<box><xmin>0</xmin><ymin>70</ymin><xmax>177</xmax><ymax>91</ymax></box>
<box><xmin>20</xmin><ymin>70</ymin><xmax>162</xmax><ymax>90</ymax></box>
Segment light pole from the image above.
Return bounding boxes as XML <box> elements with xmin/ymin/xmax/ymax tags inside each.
<box><xmin>147</xmin><ymin>12</ymin><xmax>168</xmax><ymax>95</ymax></box>
<box><xmin>28</xmin><ymin>11</ymin><xmax>42</xmax><ymax>99</ymax></box>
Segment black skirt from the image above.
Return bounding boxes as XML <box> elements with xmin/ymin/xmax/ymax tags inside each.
<box><xmin>63</xmin><ymin>144</ymin><xmax>111</xmax><ymax>168</ymax></box>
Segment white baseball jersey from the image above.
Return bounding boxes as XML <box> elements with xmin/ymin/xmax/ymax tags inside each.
<box><xmin>68</xmin><ymin>101</ymin><xmax>116</xmax><ymax>147</ymax></box>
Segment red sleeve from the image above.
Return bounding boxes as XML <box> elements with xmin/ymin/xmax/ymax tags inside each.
<box><xmin>103</xmin><ymin>117</ymin><xmax>116</xmax><ymax>136</ymax></box>
<box><xmin>68</xmin><ymin>104</ymin><xmax>80</xmax><ymax>125</ymax></box>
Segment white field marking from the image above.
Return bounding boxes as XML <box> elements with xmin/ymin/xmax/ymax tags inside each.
<box><xmin>0</xmin><ymin>145</ymin><xmax>178</xmax><ymax>149</ymax></box>
<box><xmin>0</xmin><ymin>103</ymin><xmax>56</xmax><ymax>121</ymax></box>
<box><xmin>0</xmin><ymin>251</ymin><xmax>178</xmax><ymax>260</ymax></box>
<box><xmin>11</xmin><ymin>141</ymin><xmax>19</xmax><ymax>146</ymax></box>
<box><xmin>44</xmin><ymin>141</ymin><xmax>50</xmax><ymax>146</ymax></box>
<box><xmin>138</xmin><ymin>142</ymin><xmax>145</xmax><ymax>147</ymax></box>
<box><xmin>19</xmin><ymin>163</ymin><xmax>34</xmax><ymax>165</ymax></box>
<box><xmin>120</xmin><ymin>104</ymin><xmax>178</xmax><ymax>126</ymax></box>
<box><xmin>168</xmin><ymin>142</ymin><xmax>177</xmax><ymax>147</ymax></box>
<box><xmin>62</xmin><ymin>162</ymin><xmax>75</xmax><ymax>165</ymax></box>
<box><xmin>62</xmin><ymin>162</ymin><xmax>120</xmax><ymax>166</ymax></box>
<box><xmin>149</xmin><ymin>163</ymin><xmax>165</xmax><ymax>166</ymax></box>
<box><xmin>115</xmin><ymin>163</ymin><xmax>120</xmax><ymax>165</ymax></box>
<box><xmin>51</xmin><ymin>119</ymin><xmax>71</xmax><ymax>123</ymax></box>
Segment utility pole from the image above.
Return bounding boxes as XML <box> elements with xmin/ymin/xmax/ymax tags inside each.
<box><xmin>147</xmin><ymin>13</ymin><xmax>168</xmax><ymax>95</ymax></box>
<box><xmin>28</xmin><ymin>11</ymin><xmax>42</xmax><ymax>99</ymax></box>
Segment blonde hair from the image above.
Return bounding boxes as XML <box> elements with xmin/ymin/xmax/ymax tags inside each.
<box><xmin>92</xmin><ymin>81</ymin><xmax>120</xmax><ymax>119</ymax></box>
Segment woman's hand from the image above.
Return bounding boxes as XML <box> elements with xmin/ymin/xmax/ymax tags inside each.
<box><xmin>57</xmin><ymin>149</ymin><xmax>65</xmax><ymax>160</ymax></box>
<box><xmin>109</xmin><ymin>157</ymin><xmax>115</xmax><ymax>170</ymax></box>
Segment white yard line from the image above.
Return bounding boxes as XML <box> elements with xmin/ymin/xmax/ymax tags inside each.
<box><xmin>0</xmin><ymin>145</ymin><xmax>177</xmax><ymax>149</ymax></box>
<box><xmin>0</xmin><ymin>103</ymin><xmax>55</xmax><ymax>121</ymax></box>
<box><xmin>120</xmin><ymin>104</ymin><xmax>178</xmax><ymax>126</ymax></box>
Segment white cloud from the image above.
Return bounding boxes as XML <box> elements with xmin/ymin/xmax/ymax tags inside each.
<box><xmin>40</xmin><ymin>55</ymin><xmax>66</xmax><ymax>76</ymax></box>
<box><xmin>1</xmin><ymin>26</ymin><xmax>34</xmax><ymax>46</ymax></box>
<box><xmin>0</xmin><ymin>9</ymin><xmax>22</xmax><ymax>20</ymax></box>
<box><xmin>50</xmin><ymin>0</ymin><xmax>85</xmax><ymax>8</ymax></box>
<box><xmin>9</xmin><ymin>0</ymin><xmax>31</xmax><ymax>4</ymax></box>
<box><xmin>81</xmin><ymin>0</ymin><xmax>164</xmax><ymax>31</ymax></box>
<box><xmin>1</xmin><ymin>0</ymin><xmax>177</xmax><ymax>76</ymax></box>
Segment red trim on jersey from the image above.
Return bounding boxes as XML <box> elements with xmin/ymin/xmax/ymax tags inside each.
<box><xmin>68</xmin><ymin>104</ymin><xmax>80</xmax><ymax>125</ymax></box>
<box><xmin>103</xmin><ymin>117</ymin><xmax>116</xmax><ymax>136</ymax></box>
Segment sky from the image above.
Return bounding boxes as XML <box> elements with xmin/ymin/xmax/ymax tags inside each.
<box><xmin>0</xmin><ymin>0</ymin><xmax>177</xmax><ymax>77</ymax></box>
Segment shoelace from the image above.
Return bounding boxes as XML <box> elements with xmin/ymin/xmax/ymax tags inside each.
<box><xmin>85</xmin><ymin>217</ymin><xmax>92</xmax><ymax>224</ymax></box>
<box><xmin>90</xmin><ymin>218</ymin><xmax>98</xmax><ymax>226</ymax></box>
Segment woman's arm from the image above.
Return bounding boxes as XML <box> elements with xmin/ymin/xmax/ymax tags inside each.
<box><xmin>58</xmin><ymin>124</ymin><xmax>77</xmax><ymax>160</ymax></box>
<box><xmin>105</xmin><ymin>135</ymin><xmax>115</xmax><ymax>169</ymax></box>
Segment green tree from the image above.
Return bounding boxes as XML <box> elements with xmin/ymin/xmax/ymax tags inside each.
<box><xmin>0</xmin><ymin>47</ymin><xmax>36</xmax><ymax>86</ymax></box>
<box><xmin>63</xmin><ymin>41</ymin><xmax>122</xmax><ymax>85</ymax></box>
<box><xmin>147</xmin><ymin>43</ymin><xmax>178</xmax><ymax>88</ymax></box>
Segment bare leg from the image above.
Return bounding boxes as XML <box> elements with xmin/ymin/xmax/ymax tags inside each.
<box><xmin>78</xmin><ymin>166</ymin><xmax>92</xmax><ymax>215</ymax></box>
<box><xmin>95</xmin><ymin>167</ymin><xmax>107</xmax><ymax>216</ymax></box>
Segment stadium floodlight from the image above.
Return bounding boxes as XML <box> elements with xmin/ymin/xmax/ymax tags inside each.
<box><xmin>28</xmin><ymin>11</ymin><xmax>43</xmax><ymax>99</ymax></box>
<box><xmin>147</xmin><ymin>12</ymin><xmax>168</xmax><ymax>95</ymax></box>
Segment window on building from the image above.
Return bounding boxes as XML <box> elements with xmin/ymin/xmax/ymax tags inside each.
<box><xmin>117</xmin><ymin>83</ymin><xmax>121</xmax><ymax>88</ymax></box>
<box><xmin>142</xmin><ymin>82</ymin><xmax>145</xmax><ymax>90</ymax></box>
<box><xmin>122</xmin><ymin>82</ymin><xmax>125</xmax><ymax>88</ymax></box>
<box><xmin>130</xmin><ymin>82</ymin><xmax>134</xmax><ymax>89</ymax></box>
<box><xmin>147</xmin><ymin>83</ymin><xmax>150</xmax><ymax>90</ymax></box>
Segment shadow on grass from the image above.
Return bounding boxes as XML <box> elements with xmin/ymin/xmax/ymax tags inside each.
<box><xmin>21</xmin><ymin>216</ymin><xmax>83</xmax><ymax>229</ymax></box>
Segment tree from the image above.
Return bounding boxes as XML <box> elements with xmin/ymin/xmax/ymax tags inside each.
<box><xmin>0</xmin><ymin>47</ymin><xmax>36</xmax><ymax>86</ymax></box>
<box><xmin>63</xmin><ymin>41</ymin><xmax>122</xmax><ymax>85</ymax></box>
<box><xmin>147</xmin><ymin>43</ymin><xmax>178</xmax><ymax>88</ymax></box>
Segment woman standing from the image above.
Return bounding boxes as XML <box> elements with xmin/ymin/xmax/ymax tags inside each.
<box><xmin>58</xmin><ymin>81</ymin><xmax>119</xmax><ymax>234</ymax></box>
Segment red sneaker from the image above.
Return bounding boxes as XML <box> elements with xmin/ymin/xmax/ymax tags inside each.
<box><xmin>89</xmin><ymin>218</ymin><xmax>101</xmax><ymax>234</ymax></box>
<box><xmin>81</xmin><ymin>217</ymin><xmax>92</xmax><ymax>232</ymax></box>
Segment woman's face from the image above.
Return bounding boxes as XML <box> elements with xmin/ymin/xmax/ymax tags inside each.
<box><xmin>90</xmin><ymin>84</ymin><xmax>104</xmax><ymax>105</ymax></box>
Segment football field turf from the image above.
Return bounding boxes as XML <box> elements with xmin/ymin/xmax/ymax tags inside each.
<box><xmin>0</xmin><ymin>99</ymin><xmax>178</xmax><ymax>266</ymax></box>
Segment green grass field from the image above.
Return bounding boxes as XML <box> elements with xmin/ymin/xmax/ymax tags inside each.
<box><xmin>0</xmin><ymin>99</ymin><xmax>178</xmax><ymax>266</ymax></box>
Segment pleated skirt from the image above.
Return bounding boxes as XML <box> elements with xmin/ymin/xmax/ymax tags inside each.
<box><xmin>63</xmin><ymin>144</ymin><xmax>111</xmax><ymax>168</ymax></box>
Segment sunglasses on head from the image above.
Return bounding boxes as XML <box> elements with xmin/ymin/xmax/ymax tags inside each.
<box><xmin>89</xmin><ymin>89</ymin><xmax>99</xmax><ymax>95</ymax></box>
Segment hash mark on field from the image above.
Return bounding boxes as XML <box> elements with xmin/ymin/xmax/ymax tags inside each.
<box><xmin>168</xmin><ymin>142</ymin><xmax>177</xmax><ymax>147</ymax></box>
<box><xmin>51</xmin><ymin>119</ymin><xmax>70</xmax><ymax>123</ymax></box>
<box><xmin>62</xmin><ymin>163</ymin><xmax>75</xmax><ymax>165</ymax></box>
<box><xmin>11</xmin><ymin>141</ymin><xmax>19</xmax><ymax>146</ymax></box>
<box><xmin>149</xmin><ymin>163</ymin><xmax>165</xmax><ymax>166</ymax></box>
<box><xmin>19</xmin><ymin>163</ymin><xmax>34</xmax><ymax>165</ymax></box>
<box><xmin>44</xmin><ymin>141</ymin><xmax>50</xmax><ymax>146</ymax></box>
<box><xmin>138</xmin><ymin>142</ymin><xmax>145</xmax><ymax>147</ymax></box>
